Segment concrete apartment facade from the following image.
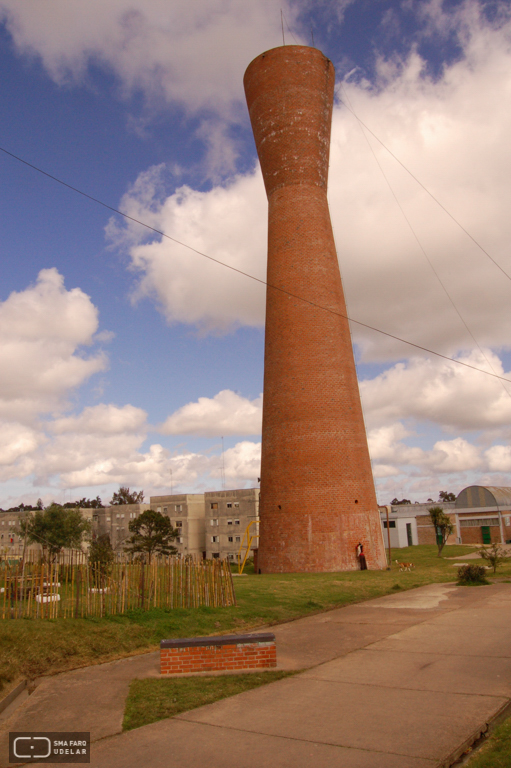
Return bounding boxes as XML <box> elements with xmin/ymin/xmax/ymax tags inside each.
<box><xmin>0</xmin><ymin>511</ymin><xmax>25</xmax><ymax>557</ymax></box>
<box><xmin>150</xmin><ymin>494</ymin><xmax>206</xmax><ymax>558</ymax></box>
<box><xmin>94</xmin><ymin>503</ymin><xmax>150</xmax><ymax>551</ymax></box>
<box><xmin>0</xmin><ymin>490</ymin><xmax>260</xmax><ymax>561</ymax></box>
<box><xmin>205</xmin><ymin>489</ymin><xmax>260</xmax><ymax>561</ymax></box>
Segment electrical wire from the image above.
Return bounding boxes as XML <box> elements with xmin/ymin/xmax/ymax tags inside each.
<box><xmin>1</xmin><ymin>143</ymin><xmax>511</xmax><ymax>386</ymax></box>
<box><xmin>335</xmin><ymin>92</ymin><xmax>511</xmax><ymax>283</ymax></box>
<box><xmin>281</xmin><ymin>11</ymin><xmax>299</xmax><ymax>45</ymax></box>
<box><xmin>337</xmin><ymin>83</ymin><xmax>511</xmax><ymax>399</ymax></box>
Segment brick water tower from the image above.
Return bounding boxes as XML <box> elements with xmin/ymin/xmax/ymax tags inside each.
<box><xmin>244</xmin><ymin>46</ymin><xmax>386</xmax><ymax>572</ymax></box>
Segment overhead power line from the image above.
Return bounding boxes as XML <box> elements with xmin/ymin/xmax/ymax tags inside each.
<box><xmin>338</xmin><ymin>83</ymin><xmax>511</xmax><ymax>400</ymax></box>
<box><xmin>1</xmin><ymin>144</ymin><xmax>511</xmax><ymax>386</ymax></box>
<box><xmin>336</xmin><ymin>94</ymin><xmax>511</xmax><ymax>283</ymax></box>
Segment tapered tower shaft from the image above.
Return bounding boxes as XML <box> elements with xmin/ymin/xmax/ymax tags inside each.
<box><xmin>244</xmin><ymin>45</ymin><xmax>386</xmax><ymax>572</ymax></box>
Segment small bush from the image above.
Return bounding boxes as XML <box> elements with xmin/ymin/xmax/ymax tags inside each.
<box><xmin>479</xmin><ymin>543</ymin><xmax>507</xmax><ymax>574</ymax></box>
<box><xmin>457</xmin><ymin>564</ymin><xmax>489</xmax><ymax>585</ymax></box>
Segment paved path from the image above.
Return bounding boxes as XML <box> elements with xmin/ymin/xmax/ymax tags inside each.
<box><xmin>1</xmin><ymin>582</ymin><xmax>510</xmax><ymax>767</ymax></box>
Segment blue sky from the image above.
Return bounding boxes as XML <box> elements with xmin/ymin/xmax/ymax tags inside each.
<box><xmin>1</xmin><ymin>0</ymin><xmax>511</xmax><ymax>508</ymax></box>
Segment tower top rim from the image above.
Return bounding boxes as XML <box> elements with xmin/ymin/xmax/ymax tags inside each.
<box><xmin>244</xmin><ymin>45</ymin><xmax>333</xmax><ymax>79</ymax></box>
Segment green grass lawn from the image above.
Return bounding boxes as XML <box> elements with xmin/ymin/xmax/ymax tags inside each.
<box><xmin>1</xmin><ymin>545</ymin><xmax>509</xmax><ymax>694</ymax></box>
<box><xmin>464</xmin><ymin>716</ymin><xmax>511</xmax><ymax>767</ymax></box>
<box><xmin>123</xmin><ymin>671</ymin><xmax>294</xmax><ymax>731</ymax></box>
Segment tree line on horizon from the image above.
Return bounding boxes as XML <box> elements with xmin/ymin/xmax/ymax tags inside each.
<box><xmin>390</xmin><ymin>491</ymin><xmax>456</xmax><ymax>505</ymax></box>
<box><xmin>1</xmin><ymin>486</ymin><xmax>145</xmax><ymax>514</ymax></box>
<box><xmin>7</xmin><ymin>487</ymin><xmax>177</xmax><ymax>565</ymax></box>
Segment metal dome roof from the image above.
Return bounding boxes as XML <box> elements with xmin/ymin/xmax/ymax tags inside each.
<box><xmin>455</xmin><ymin>486</ymin><xmax>511</xmax><ymax>508</ymax></box>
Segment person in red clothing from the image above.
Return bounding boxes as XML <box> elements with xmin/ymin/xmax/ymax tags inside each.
<box><xmin>356</xmin><ymin>542</ymin><xmax>367</xmax><ymax>570</ymax></box>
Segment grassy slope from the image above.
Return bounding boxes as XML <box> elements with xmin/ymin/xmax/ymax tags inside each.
<box><xmin>123</xmin><ymin>672</ymin><xmax>294</xmax><ymax>731</ymax></box>
<box><xmin>1</xmin><ymin>545</ymin><xmax>509</xmax><ymax>692</ymax></box>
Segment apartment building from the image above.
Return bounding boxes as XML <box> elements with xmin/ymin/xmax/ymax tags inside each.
<box><xmin>94</xmin><ymin>503</ymin><xmax>150</xmax><ymax>551</ymax></box>
<box><xmin>0</xmin><ymin>512</ymin><xmax>24</xmax><ymax>557</ymax></box>
<box><xmin>205</xmin><ymin>489</ymin><xmax>260</xmax><ymax>561</ymax></box>
<box><xmin>150</xmin><ymin>494</ymin><xmax>206</xmax><ymax>558</ymax></box>
<box><xmin>0</xmin><ymin>507</ymin><xmax>98</xmax><ymax>559</ymax></box>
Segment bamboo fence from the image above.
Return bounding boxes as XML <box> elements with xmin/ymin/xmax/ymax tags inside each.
<box><xmin>0</xmin><ymin>554</ymin><xmax>236</xmax><ymax>620</ymax></box>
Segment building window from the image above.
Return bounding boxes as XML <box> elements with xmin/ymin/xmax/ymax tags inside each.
<box><xmin>116</xmin><ymin>514</ymin><xmax>120</xmax><ymax>519</ymax></box>
<box><xmin>157</xmin><ymin>507</ymin><xmax>161</xmax><ymax>513</ymax></box>
<box><xmin>235</xmin><ymin>536</ymin><xmax>241</xmax><ymax>542</ymax></box>
<box><xmin>175</xmin><ymin>504</ymin><xmax>182</xmax><ymax>512</ymax></box>
<box><xmin>211</xmin><ymin>503</ymin><xmax>218</xmax><ymax>510</ymax></box>
<box><xmin>234</xmin><ymin>519</ymin><xmax>240</xmax><ymax>525</ymax></box>
<box><xmin>211</xmin><ymin>536</ymin><xmax>219</xmax><ymax>543</ymax></box>
<box><xmin>178</xmin><ymin>537</ymin><xmax>183</xmax><ymax>544</ymax></box>
<box><xmin>227</xmin><ymin>519</ymin><xmax>233</xmax><ymax>525</ymax></box>
<box><xmin>212</xmin><ymin>552</ymin><xmax>220</xmax><ymax>559</ymax></box>
<box><xmin>210</xmin><ymin>518</ymin><xmax>219</xmax><ymax>526</ymax></box>
<box><xmin>176</xmin><ymin>521</ymin><xmax>182</xmax><ymax>528</ymax></box>
<box><xmin>234</xmin><ymin>502</ymin><xmax>239</xmax><ymax>508</ymax></box>
<box><xmin>228</xmin><ymin>536</ymin><xmax>233</xmax><ymax>542</ymax></box>
<box><xmin>106</xmin><ymin>517</ymin><xmax>111</xmax><ymax>522</ymax></box>
<box><xmin>383</xmin><ymin>521</ymin><xmax>396</xmax><ymax>529</ymax></box>
<box><xmin>460</xmin><ymin>518</ymin><xmax>499</xmax><ymax>527</ymax></box>
<box><xmin>227</xmin><ymin>503</ymin><xmax>232</xmax><ymax>508</ymax></box>
<box><xmin>163</xmin><ymin>507</ymin><xmax>167</xmax><ymax>513</ymax></box>
<box><xmin>121</xmin><ymin>514</ymin><xmax>125</xmax><ymax>519</ymax></box>
<box><xmin>227</xmin><ymin>553</ymin><xmax>234</xmax><ymax>560</ymax></box>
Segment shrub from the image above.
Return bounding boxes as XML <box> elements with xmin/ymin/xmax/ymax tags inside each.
<box><xmin>479</xmin><ymin>543</ymin><xmax>507</xmax><ymax>574</ymax></box>
<box><xmin>457</xmin><ymin>564</ymin><xmax>489</xmax><ymax>585</ymax></box>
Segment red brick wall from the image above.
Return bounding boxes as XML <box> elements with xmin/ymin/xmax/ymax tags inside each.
<box><xmin>417</xmin><ymin>512</ymin><xmax>511</xmax><ymax>546</ymax></box>
<box><xmin>460</xmin><ymin>526</ymin><xmax>501</xmax><ymax>545</ymax></box>
<box><xmin>160</xmin><ymin>635</ymin><xmax>276</xmax><ymax>675</ymax></box>
<box><xmin>244</xmin><ymin>46</ymin><xmax>386</xmax><ymax>573</ymax></box>
<box><xmin>416</xmin><ymin>514</ymin><xmax>457</xmax><ymax>546</ymax></box>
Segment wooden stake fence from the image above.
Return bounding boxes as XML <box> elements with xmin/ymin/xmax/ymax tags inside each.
<box><xmin>0</xmin><ymin>555</ymin><xmax>236</xmax><ymax>620</ymax></box>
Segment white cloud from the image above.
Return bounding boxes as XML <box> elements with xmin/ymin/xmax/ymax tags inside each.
<box><xmin>368</xmin><ymin>426</ymin><xmax>484</xmax><ymax>480</ymax></box>
<box><xmin>52</xmin><ymin>404</ymin><xmax>147</xmax><ymax>435</ymax></box>
<box><xmin>360</xmin><ymin>350</ymin><xmax>511</xmax><ymax>432</ymax></box>
<box><xmin>0</xmin><ymin>391</ymin><xmax>261</xmax><ymax>496</ymax></box>
<box><xmin>0</xmin><ymin>269</ymin><xmax>106</xmax><ymax>422</ymax></box>
<box><xmin>159</xmin><ymin>390</ymin><xmax>262</xmax><ymax>436</ymax></box>
<box><xmin>104</xmin><ymin>5</ymin><xmax>511</xmax><ymax>357</ymax></box>
<box><xmin>426</xmin><ymin>437</ymin><xmax>483</xmax><ymax>473</ymax></box>
<box><xmin>52</xmin><ymin>439</ymin><xmax>261</xmax><ymax>491</ymax></box>
<box><xmin>0</xmin><ymin>423</ymin><xmax>43</xmax><ymax>467</ymax></box>
<box><xmin>4</xmin><ymin>3</ymin><xmax>511</xmax><ymax>505</ymax></box>
<box><xmin>219</xmin><ymin>440</ymin><xmax>261</xmax><ymax>481</ymax></box>
<box><xmin>372</xmin><ymin>463</ymin><xmax>400</xmax><ymax>478</ymax></box>
<box><xmin>368</xmin><ymin>422</ymin><xmax>422</xmax><ymax>464</ymax></box>
<box><xmin>485</xmin><ymin>444</ymin><xmax>511</xmax><ymax>472</ymax></box>
<box><xmin>0</xmin><ymin>0</ymin><xmax>303</xmax><ymax>176</ymax></box>
<box><xmin>0</xmin><ymin>1</ymin><xmax>298</xmax><ymax>116</ymax></box>
<box><xmin>107</xmin><ymin>165</ymin><xmax>267</xmax><ymax>333</ymax></box>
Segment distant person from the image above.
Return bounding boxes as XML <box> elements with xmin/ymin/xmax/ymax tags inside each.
<box><xmin>356</xmin><ymin>542</ymin><xmax>367</xmax><ymax>570</ymax></box>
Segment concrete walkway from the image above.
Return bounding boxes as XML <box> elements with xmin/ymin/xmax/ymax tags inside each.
<box><xmin>1</xmin><ymin>582</ymin><xmax>510</xmax><ymax>767</ymax></box>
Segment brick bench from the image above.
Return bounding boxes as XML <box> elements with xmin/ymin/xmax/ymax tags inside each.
<box><xmin>160</xmin><ymin>632</ymin><xmax>276</xmax><ymax>675</ymax></box>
